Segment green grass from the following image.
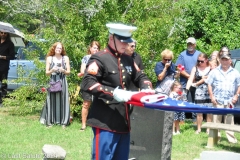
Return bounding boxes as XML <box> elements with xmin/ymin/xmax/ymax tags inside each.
<box><xmin>0</xmin><ymin>107</ymin><xmax>92</xmax><ymax>160</ymax></box>
<box><xmin>1</xmin><ymin>107</ymin><xmax>240</xmax><ymax>160</ymax></box>
<box><xmin>172</xmin><ymin>120</ymin><xmax>240</xmax><ymax>160</ymax></box>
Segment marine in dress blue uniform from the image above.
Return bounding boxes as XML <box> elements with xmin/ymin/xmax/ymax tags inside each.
<box><xmin>81</xmin><ymin>23</ymin><xmax>152</xmax><ymax>160</ymax></box>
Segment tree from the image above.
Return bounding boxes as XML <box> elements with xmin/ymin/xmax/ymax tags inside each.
<box><xmin>0</xmin><ymin>0</ymin><xmax>43</xmax><ymax>33</ymax></box>
<box><xmin>171</xmin><ymin>0</ymin><xmax>240</xmax><ymax>54</ymax></box>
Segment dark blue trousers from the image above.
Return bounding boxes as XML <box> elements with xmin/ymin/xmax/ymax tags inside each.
<box><xmin>91</xmin><ymin>127</ymin><xmax>130</xmax><ymax>160</ymax></box>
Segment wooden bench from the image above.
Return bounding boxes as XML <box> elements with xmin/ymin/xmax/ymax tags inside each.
<box><xmin>201</xmin><ymin>122</ymin><xmax>240</xmax><ymax>148</ymax></box>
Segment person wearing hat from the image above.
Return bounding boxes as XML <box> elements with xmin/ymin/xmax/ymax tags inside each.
<box><xmin>205</xmin><ymin>46</ymin><xmax>240</xmax><ymax>143</ymax></box>
<box><xmin>175</xmin><ymin>37</ymin><xmax>201</xmax><ymax>121</ymax></box>
<box><xmin>125</xmin><ymin>39</ymin><xmax>144</xmax><ymax>71</ymax></box>
<box><xmin>125</xmin><ymin>39</ymin><xmax>144</xmax><ymax>91</ymax></box>
<box><xmin>80</xmin><ymin>23</ymin><xmax>152</xmax><ymax>160</ymax></box>
<box><xmin>0</xmin><ymin>30</ymin><xmax>15</xmax><ymax>105</ymax></box>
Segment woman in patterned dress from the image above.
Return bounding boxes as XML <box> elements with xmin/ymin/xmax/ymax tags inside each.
<box><xmin>40</xmin><ymin>42</ymin><xmax>71</xmax><ymax>128</ymax></box>
<box><xmin>187</xmin><ymin>53</ymin><xmax>211</xmax><ymax>134</ymax></box>
<box><xmin>78</xmin><ymin>41</ymin><xmax>100</xmax><ymax>131</ymax></box>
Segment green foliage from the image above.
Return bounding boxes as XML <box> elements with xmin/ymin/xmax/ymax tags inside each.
<box><xmin>174</xmin><ymin>0</ymin><xmax>240</xmax><ymax>55</ymax></box>
<box><xmin>4</xmin><ymin>85</ymin><xmax>46</xmax><ymax>115</ymax></box>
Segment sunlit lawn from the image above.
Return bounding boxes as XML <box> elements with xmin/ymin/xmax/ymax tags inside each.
<box><xmin>0</xmin><ymin>107</ymin><xmax>240</xmax><ymax>160</ymax></box>
<box><xmin>0</xmin><ymin>107</ymin><xmax>92</xmax><ymax>160</ymax></box>
<box><xmin>172</xmin><ymin>120</ymin><xmax>240</xmax><ymax>160</ymax></box>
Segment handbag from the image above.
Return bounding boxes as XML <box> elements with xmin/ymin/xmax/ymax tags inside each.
<box><xmin>47</xmin><ymin>80</ymin><xmax>62</xmax><ymax>92</ymax></box>
<box><xmin>155</xmin><ymin>74</ymin><xmax>175</xmax><ymax>95</ymax></box>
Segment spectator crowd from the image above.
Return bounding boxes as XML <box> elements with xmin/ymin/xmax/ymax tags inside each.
<box><xmin>154</xmin><ymin>37</ymin><xmax>240</xmax><ymax>145</ymax></box>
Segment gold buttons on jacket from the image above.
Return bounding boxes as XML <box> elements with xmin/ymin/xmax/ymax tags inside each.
<box><xmin>121</xmin><ymin>64</ymin><xmax>123</xmax><ymax>66</ymax></box>
<box><xmin>100</xmin><ymin>87</ymin><xmax>102</xmax><ymax>90</ymax></box>
<box><xmin>122</xmin><ymin>70</ymin><xmax>125</xmax><ymax>72</ymax></box>
<box><xmin>123</xmin><ymin>76</ymin><xmax>125</xmax><ymax>79</ymax></box>
<box><xmin>106</xmin><ymin>101</ymin><xmax>109</xmax><ymax>104</ymax></box>
<box><xmin>112</xmin><ymin>71</ymin><xmax>115</xmax><ymax>73</ymax></box>
<box><xmin>105</xmin><ymin>88</ymin><xmax>108</xmax><ymax>91</ymax></box>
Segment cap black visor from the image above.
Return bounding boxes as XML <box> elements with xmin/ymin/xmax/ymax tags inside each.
<box><xmin>114</xmin><ymin>34</ymin><xmax>133</xmax><ymax>43</ymax></box>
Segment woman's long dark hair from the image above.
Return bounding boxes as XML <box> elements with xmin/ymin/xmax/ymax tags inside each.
<box><xmin>196</xmin><ymin>53</ymin><xmax>209</xmax><ymax>67</ymax></box>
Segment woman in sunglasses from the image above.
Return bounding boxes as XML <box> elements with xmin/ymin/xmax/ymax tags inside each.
<box><xmin>186</xmin><ymin>53</ymin><xmax>211</xmax><ymax>134</ymax></box>
<box><xmin>154</xmin><ymin>49</ymin><xmax>180</xmax><ymax>95</ymax></box>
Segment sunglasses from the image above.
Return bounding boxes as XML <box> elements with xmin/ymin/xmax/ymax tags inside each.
<box><xmin>164</xmin><ymin>59</ymin><xmax>171</xmax><ymax>62</ymax></box>
<box><xmin>0</xmin><ymin>32</ymin><xmax>7</xmax><ymax>35</ymax></box>
<box><xmin>197</xmin><ymin>60</ymin><xmax>205</xmax><ymax>63</ymax></box>
<box><xmin>130</xmin><ymin>45</ymin><xmax>135</xmax><ymax>48</ymax></box>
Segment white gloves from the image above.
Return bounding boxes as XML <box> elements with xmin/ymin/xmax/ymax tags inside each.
<box><xmin>113</xmin><ymin>87</ymin><xmax>156</xmax><ymax>103</ymax></box>
<box><xmin>113</xmin><ymin>87</ymin><xmax>137</xmax><ymax>102</ymax></box>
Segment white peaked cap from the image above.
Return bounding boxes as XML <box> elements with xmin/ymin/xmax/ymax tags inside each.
<box><xmin>106</xmin><ymin>23</ymin><xmax>137</xmax><ymax>37</ymax></box>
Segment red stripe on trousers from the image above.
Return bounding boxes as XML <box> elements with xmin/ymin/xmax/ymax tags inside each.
<box><xmin>96</xmin><ymin>128</ymin><xmax>100</xmax><ymax>160</ymax></box>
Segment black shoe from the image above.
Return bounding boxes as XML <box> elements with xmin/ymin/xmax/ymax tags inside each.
<box><xmin>80</xmin><ymin>127</ymin><xmax>86</xmax><ymax>131</ymax></box>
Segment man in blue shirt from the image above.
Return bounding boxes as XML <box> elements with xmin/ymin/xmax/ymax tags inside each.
<box><xmin>175</xmin><ymin>37</ymin><xmax>201</xmax><ymax>120</ymax></box>
<box><xmin>206</xmin><ymin>47</ymin><xmax>240</xmax><ymax>143</ymax></box>
<box><xmin>176</xmin><ymin>37</ymin><xmax>201</xmax><ymax>94</ymax></box>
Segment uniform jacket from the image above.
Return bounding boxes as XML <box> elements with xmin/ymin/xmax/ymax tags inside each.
<box><xmin>81</xmin><ymin>46</ymin><xmax>152</xmax><ymax>133</ymax></box>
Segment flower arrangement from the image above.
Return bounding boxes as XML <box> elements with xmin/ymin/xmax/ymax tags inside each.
<box><xmin>177</xmin><ymin>64</ymin><xmax>185</xmax><ymax>71</ymax></box>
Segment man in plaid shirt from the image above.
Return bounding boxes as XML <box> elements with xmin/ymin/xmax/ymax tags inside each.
<box><xmin>205</xmin><ymin>47</ymin><xmax>240</xmax><ymax>143</ymax></box>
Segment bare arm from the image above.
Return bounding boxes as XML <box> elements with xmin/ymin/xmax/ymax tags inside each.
<box><xmin>180</xmin><ymin>70</ymin><xmax>190</xmax><ymax>79</ymax></box>
<box><xmin>45</xmin><ymin>57</ymin><xmax>55</xmax><ymax>76</ymax></box>
<box><xmin>157</xmin><ymin>67</ymin><xmax>167</xmax><ymax>81</ymax></box>
<box><xmin>196</xmin><ymin>77</ymin><xmax>206</xmax><ymax>86</ymax></box>
<box><xmin>157</xmin><ymin>62</ymin><xmax>171</xmax><ymax>81</ymax></box>
<box><xmin>80</xmin><ymin>63</ymin><xmax>86</xmax><ymax>74</ymax></box>
<box><xmin>208</xmin><ymin>84</ymin><xmax>217</xmax><ymax>105</ymax></box>
<box><xmin>232</xmin><ymin>85</ymin><xmax>240</xmax><ymax>104</ymax></box>
<box><xmin>62</xmin><ymin>56</ymin><xmax>70</xmax><ymax>75</ymax></box>
<box><xmin>186</xmin><ymin>67</ymin><xmax>196</xmax><ymax>90</ymax></box>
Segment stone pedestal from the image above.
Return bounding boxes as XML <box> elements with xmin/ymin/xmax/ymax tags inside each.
<box><xmin>42</xmin><ymin>144</ymin><xmax>66</xmax><ymax>160</ymax></box>
<box><xmin>129</xmin><ymin>106</ymin><xmax>174</xmax><ymax>160</ymax></box>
